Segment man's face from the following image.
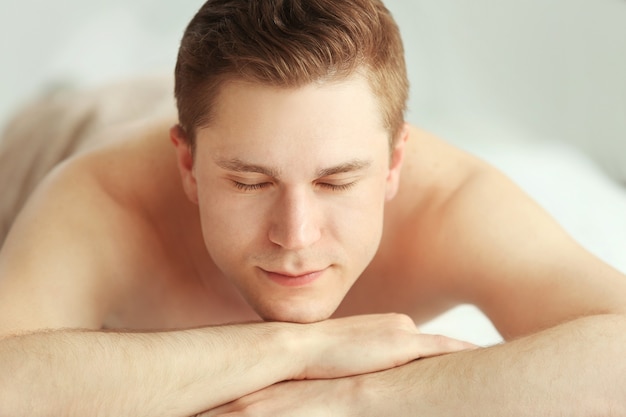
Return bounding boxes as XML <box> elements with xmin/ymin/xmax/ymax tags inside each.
<box><xmin>187</xmin><ymin>75</ymin><xmax>405</xmax><ymax>323</ymax></box>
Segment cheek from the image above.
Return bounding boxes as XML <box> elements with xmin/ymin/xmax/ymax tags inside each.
<box><xmin>197</xmin><ymin>193</ymin><xmax>268</xmax><ymax>259</ymax></box>
<box><xmin>329</xmin><ymin>186</ymin><xmax>386</xmax><ymax>248</ymax></box>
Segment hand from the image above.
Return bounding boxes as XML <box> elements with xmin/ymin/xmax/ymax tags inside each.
<box><xmin>195</xmin><ymin>314</ymin><xmax>476</xmax><ymax>417</ymax></box>
<box><xmin>198</xmin><ymin>378</ymin><xmax>355</xmax><ymax>417</ymax></box>
<box><xmin>296</xmin><ymin>313</ymin><xmax>476</xmax><ymax>379</ymax></box>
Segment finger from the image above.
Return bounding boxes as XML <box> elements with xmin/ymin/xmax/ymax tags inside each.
<box><xmin>414</xmin><ymin>334</ymin><xmax>479</xmax><ymax>358</ymax></box>
<box><xmin>198</xmin><ymin>412</ymin><xmax>240</xmax><ymax>417</ymax></box>
<box><xmin>196</xmin><ymin>403</ymin><xmax>233</xmax><ymax>417</ymax></box>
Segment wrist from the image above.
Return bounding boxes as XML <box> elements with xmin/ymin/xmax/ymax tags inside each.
<box><xmin>279</xmin><ymin>320</ymin><xmax>333</xmax><ymax>380</ymax></box>
<box><xmin>344</xmin><ymin>372</ymin><xmax>385</xmax><ymax>417</ymax></box>
<box><xmin>273</xmin><ymin>321</ymin><xmax>313</xmax><ymax>380</ymax></box>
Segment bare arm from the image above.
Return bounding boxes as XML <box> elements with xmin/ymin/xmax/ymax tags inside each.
<box><xmin>0</xmin><ymin>314</ymin><xmax>472</xmax><ymax>417</ymax></box>
<box><xmin>204</xmin><ymin>314</ymin><xmax>626</xmax><ymax>416</ymax></box>
<box><xmin>356</xmin><ymin>314</ymin><xmax>626</xmax><ymax>416</ymax></box>
<box><xmin>0</xmin><ymin>323</ymin><xmax>299</xmax><ymax>417</ymax></box>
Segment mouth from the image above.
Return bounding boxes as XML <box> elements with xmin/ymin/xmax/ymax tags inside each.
<box><xmin>261</xmin><ymin>268</ymin><xmax>327</xmax><ymax>288</ymax></box>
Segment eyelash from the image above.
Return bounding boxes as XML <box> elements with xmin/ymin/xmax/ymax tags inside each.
<box><xmin>317</xmin><ymin>182</ymin><xmax>357</xmax><ymax>192</ymax></box>
<box><xmin>232</xmin><ymin>181</ymin><xmax>357</xmax><ymax>192</ymax></box>
<box><xmin>233</xmin><ymin>182</ymin><xmax>271</xmax><ymax>191</ymax></box>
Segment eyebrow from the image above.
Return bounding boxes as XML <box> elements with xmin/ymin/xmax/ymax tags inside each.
<box><xmin>213</xmin><ymin>157</ymin><xmax>372</xmax><ymax>179</ymax></box>
<box><xmin>213</xmin><ymin>158</ymin><xmax>280</xmax><ymax>177</ymax></box>
<box><xmin>315</xmin><ymin>159</ymin><xmax>372</xmax><ymax>177</ymax></box>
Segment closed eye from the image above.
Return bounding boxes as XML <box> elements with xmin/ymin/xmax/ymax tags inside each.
<box><xmin>232</xmin><ymin>181</ymin><xmax>272</xmax><ymax>191</ymax></box>
<box><xmin>316</xmin><ymin>181</ymin><xmax>357</xmax><ymax>192</ymax></box>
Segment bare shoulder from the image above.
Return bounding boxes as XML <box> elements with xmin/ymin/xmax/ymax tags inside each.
<box><xmin>0</xmin><ymin>118</ymin><xmax>178</xmax><ymax>335</ymax></box>
<box><xmin>387</xmin><ymin>126</ymin><xmax>626</xmax><ymax>338</ymax></box>
<box><xmin>371</xmin><ymin>126</ymin><xmax>485</xmax><ymax>312</ymax></box>
<box><xmin>384</xmin><ymin>125</ymin><xmax>485</xmax><ymax>247</ymax></box>
<box><xmin>396</xmin><ymin>126</ymin><xmax>482</xmax><ymax>204</ymax></box>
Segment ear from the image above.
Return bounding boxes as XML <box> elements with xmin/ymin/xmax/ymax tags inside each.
<box><xmin>170</xmin><ymin>125</ymin><xmax>199</xmax><ymax>204</ymax></box>
<box><xmin>385</xmin><ymin>123</ymin><xmax>410</xmax><ymax>201</ymax></box>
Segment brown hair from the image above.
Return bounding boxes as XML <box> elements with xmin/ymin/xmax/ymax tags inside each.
<box><xmin>174</xmin><ymin>0</ymin><xmax>408</xmax><ymax>147</ymax></box>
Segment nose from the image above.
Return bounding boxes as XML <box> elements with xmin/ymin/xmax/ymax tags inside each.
<box><xmin>268</xmin><ymin>187</ymin><xmax>321</xmax><ymax>250</ymax></box>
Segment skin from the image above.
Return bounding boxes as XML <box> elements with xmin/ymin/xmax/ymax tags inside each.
<box><xmin>0</xmin><ymin>73</ymin><xmax>626</xmax><ymax>416</ymax></box>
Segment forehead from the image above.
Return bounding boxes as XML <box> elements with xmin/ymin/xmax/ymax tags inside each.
<box><xmin>194</xmin><ymin>74</ymin><xmax>391</xmax><ymax>173</ymax></box>
<box><xmin>203</xmin><ymin>74</ymin><xmax>386</xmax><ymax>138</ymax></box>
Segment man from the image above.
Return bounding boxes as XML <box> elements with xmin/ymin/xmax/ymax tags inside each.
<box><xmin>1</xmin><ymin>0</ymin><xmax>625</xmax><ymax>415</ymax></box>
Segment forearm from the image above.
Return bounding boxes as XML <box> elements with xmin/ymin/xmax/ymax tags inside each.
<box><xmin>0</xmin><ymin>323</ymin><xmax>300</xmax><ymax>417</ymax></box>
<box><xmin>357</xmin><ymin>314</ymin><xmax>626</xmax><ymax>416</ymax></box>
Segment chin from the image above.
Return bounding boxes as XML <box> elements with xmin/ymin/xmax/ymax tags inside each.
<box><xmin>257</xmin><ymin>302</ymin><xmax>336</xmax><ymax>324</ymax></box>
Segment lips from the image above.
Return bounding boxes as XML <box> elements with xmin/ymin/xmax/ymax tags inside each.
<box><xmin>261</xmin><ymin>268</ymin><xmax>326</xmax><ymax>287</ymax></box>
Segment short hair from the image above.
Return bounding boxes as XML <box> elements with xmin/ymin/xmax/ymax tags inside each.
<box><xmin>174</xmin><ymin>0</ymin><xmax>409</xmax><ymax>148</ymax></box>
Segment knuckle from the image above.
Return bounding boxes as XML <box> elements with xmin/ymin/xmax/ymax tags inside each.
<box><xmin>428</xmin><ymin>334</ymin><xmax>467</xmax><ymax>352</ymax></box>
<box><xmin>388</xmin><ymin>312</ymin><xmax>415</xmax><ymax>328</ymax></box>
<box><xmin>428</xmin><ymin>334</ymin><xmax>451</xmax><ymax>346</ymax></box>
<box><xmin>383</xmin><ymin>312</ymin><xmax>404</xmax><ymax>322</ymax></box>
